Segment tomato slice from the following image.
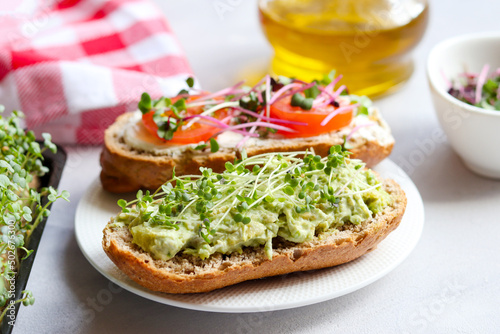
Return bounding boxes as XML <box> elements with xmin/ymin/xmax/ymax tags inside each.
<box><xmin>269</xmin><ymin>95</ymin><xmax>353</xmax><ymax>137</ymax></box>
<box><xmin>142</xmin><ymin>96</ymin><xmax>228</xmax><ymax>145</ymax></box>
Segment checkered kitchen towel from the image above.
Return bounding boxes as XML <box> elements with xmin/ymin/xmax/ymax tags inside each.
<box><xmin>0</xmin><ymin>0</ymin><xmax>193</xmax><ymax>144</ymax></box>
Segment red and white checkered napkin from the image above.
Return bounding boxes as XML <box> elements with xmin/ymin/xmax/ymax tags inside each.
<box><xmin>0</xmin><ymin>0</ymin><xmax>193</xmax><ymax>144</ymax></box>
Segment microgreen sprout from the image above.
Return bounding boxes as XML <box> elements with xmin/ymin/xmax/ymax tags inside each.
<box><xmin>138</xmin><ymin>92</ymin><xmax>152</xmax><ymax>114</ymax></box>
<box><xmin>0</xmin><ymin>110</ymin><xmax>69</xmax><ymax>324</ymax></box>
<box><xmin>447</xmin><ymin>65</ymin><xmax>500</xmax><ymax>110</ymax></box>
<box><xmin>116</xmin><ymin>144</ymin><xmax>386</xmax><ymax>260</ymax></box>
<box><xmin>291</xmin><ymin>93</ymin><xmax>314</xmax><ymax>110</ymax></box>
<box><xmin>137</xmin><ymin>72</ymin><xmax>372</xmax><ymax>147</ymax></box>
<box><xmin>209</xmin><ymin>138</ymin><xmax>219</xmax><ymax>153</ymax></box>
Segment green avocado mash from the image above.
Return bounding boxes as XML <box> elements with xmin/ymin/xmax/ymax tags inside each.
<box><xmin>114</xmin><ymin>146</ymin><xmax>391</xmax><ymax>261</ymax></box>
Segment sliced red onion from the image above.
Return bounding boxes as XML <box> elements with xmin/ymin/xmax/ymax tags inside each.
<box><xmin>459</xmin><ymin>85</ymin><xmax>476</xmax><ymax>104</ymax></box>
<box><xmin>265</xmin><ymin>75</ymin><xmax>271</xmax><ymax>119</ymax></box>
<box><xmin>249</xmin><ymin>76</ymin><xmax>267</xmax><ymax>94</ymax></box>
<box><xmin>229</xmin><ymin>76</ymin><xmax>267</xmax><ymax>102</ymax></box>
<box><xmin>182</xmin><ymin>114</ymin><xmax>228</xmax><ymax>128</ymax></box>
<box><xmin>316</xmin><ymin>86</ymin><xmax>337</xmax><ymax>102</ymax></box>
<box><xmin>314</xmin><ymin>85</ymin><xmax>347</xmax><ymax>109</ymax></box>
<box><xmin>183</xmin><ymin>115</ymin><xmax>259</xmax><ymax>137</ymax></box>
<box><xmin>314</xmin><ymin>97</ymin><xmax>335</xmax><ymax>109</ymax></box>
<box><xmin>475</xmin><ymin>64</ymin><xmax>490</xmax><ymax>104</ymax></box>
<box><xmin>331</xmin><ymin>85</ymin><xmax>346</xmax><ymax>99</ymax></box>
<box><xmin>320</xmin><ymin>103</ymin><xmax>358</xmax><ymax>126</ymax></box>
<box><xmin>236</xmin><ymin>135</ymin><xmax>251</xmax><ymax>149</ymax></box>
<box><xmin>213</xmin><ymin>129</ymin><xmax>259</xmax><ymax>138</ymax></box>
<box><xmin>324</xmin><ymin>74</ymin><xmax>343</xmax><ymax>92</ymax></box>
<box><xmin>220</xmin><ymin>115</ymin><xmax>233</xmax><ymax>123</ymax></box>
<box><xmin>312</xmin><ymin>94</ymin><xmax>330</xmax><ymax>107</ymax></box>
<box><xmin>271</xmin><ymin>82</ymin><xmax>317</xmax><ymax>105</ymax></box>
<box><xmin>232</xmin><ymin>106</ymin><xmax>307</xmax><ymax>125</ymax></box>
<box><xmin>254</xmin><ymin>75</ymin><xmax>271</xmax><ymax>105</ymax></box>
<box><xmin>234</xmin><ymin>115</ymin><xmax>298</xmax><ymax>148</ymax></box>
<box><xmin>268</xmin><ymin>83</ymin><xmax>303</xmax><ymax>105</ymax></box>
<box><xmin>256</xmin><ymin>83</ymin><xmax>264</xmax><ymax>104</ymax></box>
<box><xmin>236</xmin><ymin>76</ymin><xmax>271</xmax><ymax>149</ymax></box>
<box><xmin>187</xmin><ymin>97</ymin><xmax>243</xmax><ymax>108</ymax></box>
<box><xmin>459</xmin><ymin>72</ymin><xmax>477</xmax><ymax>79</ymax></box>
<box><xmin>228</xmin><ymin>121</ymin><xmax>296</xmax><ymax>133</ymax></box>
<box><xmin>346</xmin><ymin>122</ymin><xmax>376</xmax><ymax>141</ymax></box>
<box><xmin>236</xmin><ymin>76</ymin><xmax>292</xmax><ymax>149</ymax></box>
<box><xmin>195</xmin><ymin>81</ymin><xmax>245</xmax><ymax>102</ymax></box>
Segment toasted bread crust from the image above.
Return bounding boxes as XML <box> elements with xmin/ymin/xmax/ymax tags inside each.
<box><xmin>102</xmin><ymin>179</ymin><xmax>406</xmax><ymax>294</ymax></box>
<box><xmin>100</xmin><ymin>112</ymin><xmax>394</xmax><ymax>193</ymax></box>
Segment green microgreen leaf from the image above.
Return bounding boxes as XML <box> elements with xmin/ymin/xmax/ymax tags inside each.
<box><xmin>284</xmin><ymin>186</ymin><xmax>295</xmax><ymax>196</ymax></box>
<box><xmin>0</xmin><ymin>109</ymin><xmax>69</xmax><ymax>311</ymax></box>
<box><xmin>0</xmin><ymin>174</ymin><xmax>9</xmax><ymax>188</ymax></box>
<box><xmin>118</xmin><ymin>199</ymin><xmax>128</xmax><ymax>209</ymax></box>
<box><xmin>495</xmin><ymin>100</ymin><xmax>500</xmax><ymax>111</ymax></box>
<box><xmin>225</xmin><ymin>162</ymin><xmax>235</xmax><ymax>172</ymax></box>
<box><xmin>173</xmin><ymin>98</ymin><xmax>187</xmax><ymax>113</ymax></box>
<box><xmin>483</xmin><ymin>79</ymin><xmax>498</xmax><ymax>94</ymax></box>
<box><xmin>291</xmin><ymin>93</ymin><xmax>304</xmax><ymax>107</ymax></box>
<box><xmin>290</xmin><ymin>93</ymin><xmax>313</xmax><ymax>110</ymax></box>
<box><xmin>154</xmin><ymin>97</ymin><xmax>172</xmax><ymax>109</ymax></box>
<box><xmin>60</xmin><ymin>190</ymin><xmax>70</xmax><ymax>201</ymax></box>
<box><xmin>357</xmin><ymin>105</ymin><xmax>369</xmax><ymax>116</ymax></box>
<box><xmin>194</xmin><ymin>144</ymin><xmax>207</xmax><ymax>151</ymax></box>
<box><xmin>304</xmin><ymin>84</ymin><xmax>320</xmax><ymax>99</ymax></box>
<box><xmin>210</xmin><ymin>138</ymin><xmax>219</xmax><ymax>153</ymax></box>
<box><xmin>320</xmin><ymin>70</ymin><xmax>336</xmax><ymax>86</ymax></box>
<box><xmin>277</xmin><ymin>76</ymin><xmax>292</xmax><ymax>85</ymax></box>
<box><xmin>138</xmin><ymin>92</ymin><xmax>152</xmax><ymax>114</ymax></box>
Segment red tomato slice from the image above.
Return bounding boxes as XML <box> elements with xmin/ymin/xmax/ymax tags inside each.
<box><xmin>142</xmin><ymin>96</ymin><xmax>228</xmax><ymax>145</ymax></box>
<box><xmin>269</xmin><ymin>95</ymin><xmax>353</xmax><ymax>137</ymax></box>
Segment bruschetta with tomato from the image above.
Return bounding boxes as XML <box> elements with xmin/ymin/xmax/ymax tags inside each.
<box><xmin>100</xmin><ymin>74</ymin><xmax>394</xmax><ymax>193</ymax></box>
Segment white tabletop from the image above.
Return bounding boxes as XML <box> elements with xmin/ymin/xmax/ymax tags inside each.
<box><xmin>14</xmin><ymin>0</ymin><xmax>500</xmax><ymax>333</ymax></box>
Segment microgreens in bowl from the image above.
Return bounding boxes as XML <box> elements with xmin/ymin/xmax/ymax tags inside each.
<box><xmin>0</xmin><ymin>108</ymin><xmax>69</xmax><ymax>323</ymax></box>
<box><xmin>447</xmin><ymin>64</ymin><xmax>500</xmax><ymax>110</ymax></box>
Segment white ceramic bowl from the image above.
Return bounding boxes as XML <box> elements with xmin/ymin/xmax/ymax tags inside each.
<box><xmin>427</xmin><ymin>32</ymin><xmax>500</xmax><ymax>179</ymax></box>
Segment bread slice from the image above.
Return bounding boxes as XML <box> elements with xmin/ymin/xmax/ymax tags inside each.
<box><xmin>100</xmin><ymin>110</ymin><xmax>394</xmax><ymax>193</ymax></box>
<box><xmin>102</xmin><ymin>178</ymin><xmax>406</xmax><ymax>294</ymax></box>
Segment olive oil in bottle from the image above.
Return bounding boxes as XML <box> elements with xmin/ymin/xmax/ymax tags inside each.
<box><xmin>259</xmin><ymin>0</ymin><xmax>429</xmax><ymax>97</ymax></box>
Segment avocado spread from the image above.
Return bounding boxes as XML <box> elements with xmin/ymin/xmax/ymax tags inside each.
<box><xmin>114</xmin><ymin>146</ymin><xmax>391</xmax><ymax>260</ymax></box>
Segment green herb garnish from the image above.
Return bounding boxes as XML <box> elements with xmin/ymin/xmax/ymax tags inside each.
<box><xmin>209</xmin><ymin>138</ymin><xmax>219</xmax><ymax>153</ymax></box>
<box><xmin>320</xmin><ymin>70</ymin><xmax>336</xmax><ymax>86</ymax></box>
<box><xmin>448</xmin><ymin>65</ymin><xmax>500</xmax><ymax>110</ymax></box>
<box><xmin>304</xmin><ymin>84</ymin><xmax>321</xmax><ymax>99</ymax></box>
<box><xmin>116</xmin><ymin>145</ymin><xmax>389</xmax><ymax>260</ymax></box>
<box><xmin>138</xmin><ymin>92</ymin><xmax>152</xmax><ymax>114</ymax></box>
<box><xmin>291</xmin><ymin>93</ymin><xmax>314</xmax><ymax>110</ymax></box>
<box><xmin>0</xmin><ymin>109</ymin><xmax>69</xmax><ymax>324</ymax></box>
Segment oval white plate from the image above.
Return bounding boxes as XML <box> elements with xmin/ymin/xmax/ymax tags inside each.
<box><xmin>75</xmin><ymin>159</ymin><xmax>424</xmax><ymax>313</ymax></box>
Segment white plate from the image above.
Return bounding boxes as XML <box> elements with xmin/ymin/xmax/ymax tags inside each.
<box><xmin>75</xmin><ymin>159</ymin><xmax>424</xmax><ymax>313</ymax></box>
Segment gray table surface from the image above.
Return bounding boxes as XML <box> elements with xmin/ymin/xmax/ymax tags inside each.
<box><xmin>14</xmin><ymin>0</ymin><xmax>500</xmax><ymax>333</ymax></box>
